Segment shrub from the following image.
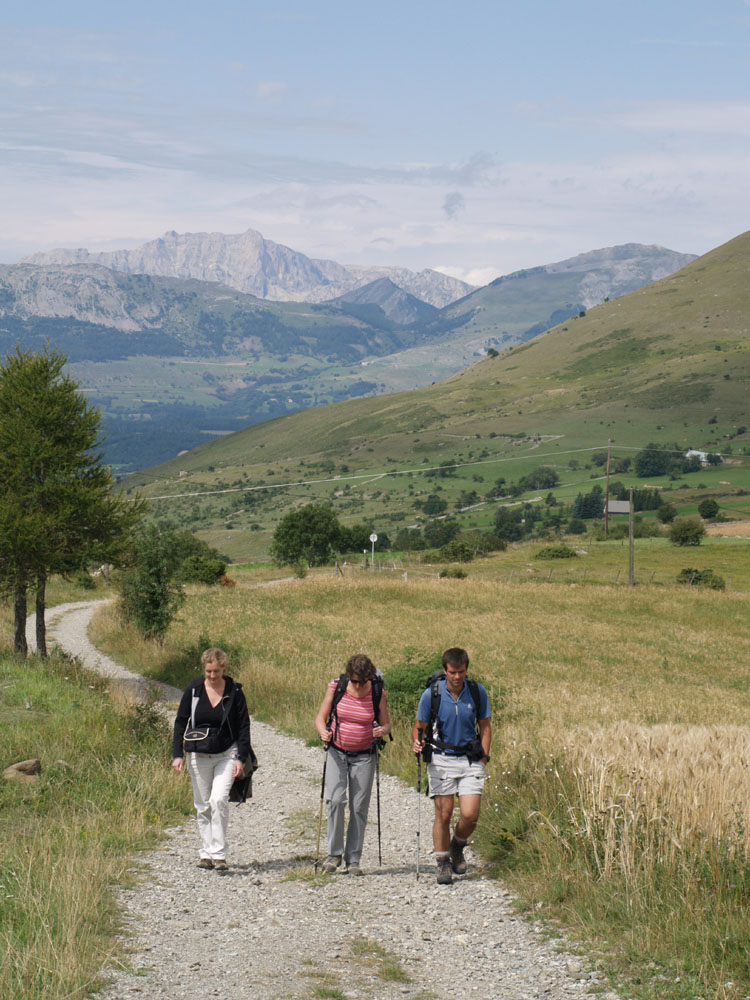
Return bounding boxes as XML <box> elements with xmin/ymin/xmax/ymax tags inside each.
<box><xmin>567</xmin><ymin>518</ymin><xmax>587</xmax><ymax>535</ymax></box>
<box><xmin>676</xmin><ymin>568</ymin><xmax>726</xmax><ymax>590</ymax></box>
<box><xmin>423</xmin><ymin>541</ymin><xmax>474</xmax><ymax>565</ymax></box>
<box><xmin>634</xmin><ymin>444</ymin><xmax>671</xmax><ymax>477</ymax></box>
<box><xmin>383</xmin><ymin>648</ymin><xmax>444</xmax><ymax>721</ymax></box>
<box><xmin>458</xmin><ymin>531</ymin><xmax>506</xmax><ymax>554</ymax></box>
<box><xmin>437</xmin><ymin>540</ymin><xmax>475</xmax><ymax>563</ymax></box>
<box><xmin>439</xmin><ymin>567</ymin><xmax>468</xmax><ymax>579</ymax></box>
<box><xmin>118</xmin><ymin>525</ymin><xmax>185</xmax><ymax>640</ymax></box>
<box><xmin>657</xmin><ymin>502</ymin><xmax>678</xmax><ymax>523</ymax></box>
<box><xmin>270</xmin><ymin>503</ymin><xmax>342</xmax><ymax>566</ymax></box>
<box><xmin>74</xmin><ymin>570</ymin><xmax>97</xmax><ymax>591</ymax></box>
<box><xmin>494</xmin><ymin>507</ymin><xmax>527</xmax><ymax>541</ymax></box>
<box><xmin>697</xmin><ymin>498</ymin><xmax>720</xmax><ymax>520</ymax></box>
<box><xmin>423</xmin><ymin>519</ymin><xmax>460</xmax><ymax>548</ymax></box>
<box><xmin>517</xmin><ymin>466</ymin><xmax>560</xmax><ymax>491</ymax></box>
<box><xmin>669</xmin><ymin>517</ymin><xmax>705</xmax><ymax>546</ymax></box>
<box><xmin>535</xmin><ymin>544</ymin><xmax>578</xmax><ymax>559</ymax></box>
<box><xmin>177</xmin><ymin>555</ymin><xmax>227</xmax><ymax>585</ymax></box>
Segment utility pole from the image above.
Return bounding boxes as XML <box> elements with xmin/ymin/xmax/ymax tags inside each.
<box><xmin>628</xmin><ymin>488</ymin><xmax>635</xmax><ymax>586</ymax></box>
<box><xmin>604</xmin><ymin>439</ymin><xmax>612</xmax><ymax>538</ymax></box>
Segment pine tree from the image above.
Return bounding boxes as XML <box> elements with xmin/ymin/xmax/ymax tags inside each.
<box><xmin>0</xmin><ymin>347</ymin><xmax>143</xmax><ymax>655</ymax></box>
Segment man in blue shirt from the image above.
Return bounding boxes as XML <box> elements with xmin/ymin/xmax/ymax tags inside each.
<box><xmin>412</xmin><ymin>647</ymin><xmax>491</xmax><ymax>884</ymax></box>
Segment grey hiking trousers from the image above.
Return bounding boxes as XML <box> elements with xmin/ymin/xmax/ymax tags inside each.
<box><xmin>326</xmin><ymin>745</ymin><xmax>376</xmax><ymax>865</ymax></box>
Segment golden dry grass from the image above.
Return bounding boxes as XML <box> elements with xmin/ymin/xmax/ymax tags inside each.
<box><xmin>705</xmin><ymin>520</ymin><xmax>750</xmax><ymax>537</ymax></box>
<box><xmin>567</xmin><ymin>723</ymin><xmax>750</xmax><ymax>876</ymax></box>
<box><xmin>94</xmin><ymin>573</ymin><xmax>750</xmax><ymax>807</ymax></box>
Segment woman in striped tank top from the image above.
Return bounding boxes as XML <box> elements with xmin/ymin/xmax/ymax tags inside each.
<box><xmin>314</xmin><ymin>654</ymin><xmax>391</xmax><ymax>875</ymax></box>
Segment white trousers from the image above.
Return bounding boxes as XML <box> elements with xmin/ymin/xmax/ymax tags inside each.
<box><xmin>187</xmin><ymin>745</ymin><xmax>237</xmax><ymax>860</ymax></box>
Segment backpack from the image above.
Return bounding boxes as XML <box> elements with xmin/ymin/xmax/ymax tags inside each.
<box><xmin>327</xmin><ymin>671</ymin><xmax>391</xmax><ymax>746</ymax></box>
<box><xmin>421</xmin><ymin>670</ymin><xmax>482</xmax><ymax>762</ymax></box>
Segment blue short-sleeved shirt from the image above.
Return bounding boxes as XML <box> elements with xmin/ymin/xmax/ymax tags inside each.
<box><xmin>416</xmin><ymin>676</ymin><xmax>490</xmax><ymax>754</ymax></box>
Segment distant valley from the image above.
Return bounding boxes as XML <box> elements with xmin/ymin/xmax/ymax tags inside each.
<box><xmin>122</xmin><ymin>230</ymin><xmax>750</xmax><ymax>563</ymax></box>
<box><xmin>4</xmin><ymin>229</ymin><xmax>695</xmax><ymax>471</ymax></box>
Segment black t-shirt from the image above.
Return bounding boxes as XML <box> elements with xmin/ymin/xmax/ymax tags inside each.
<box><xmin>193</xmin><ymin>688</ymin><xmax>225</xmax><ymax>728</ymax></box>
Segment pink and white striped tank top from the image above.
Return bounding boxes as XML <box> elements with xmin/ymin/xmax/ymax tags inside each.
<box><xmin>328</xmin><ymin>679</ymin><xmax>376</xmax><ymax>751</ymax></box>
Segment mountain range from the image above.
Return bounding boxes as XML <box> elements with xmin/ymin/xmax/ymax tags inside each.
<box><xmin>21</xmin><ymin>228</ymin><xmax>473</xmax><ymax>308</ymax></box>
<box><xmin>3</xmin><ymin>231</ymin><xmax>696</xmax><ymax>471</ymax></box>
<box><xmin>121</xmin><ymin>230</ymin><xmax>750</xmax><ymax>562</ymax></box>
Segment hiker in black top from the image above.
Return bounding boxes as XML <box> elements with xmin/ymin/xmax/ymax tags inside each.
<box><xmin>172</xmin><ymin>647</ymin><xmax>251</xmax><ymax>870</ymax></box>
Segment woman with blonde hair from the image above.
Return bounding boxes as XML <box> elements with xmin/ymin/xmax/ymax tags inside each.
<box><xmin>172</xmin><ymin>647</ymin><xmax>251</xmax><ymax>870</ymax></box>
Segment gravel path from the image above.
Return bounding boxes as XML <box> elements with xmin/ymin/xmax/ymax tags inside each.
<box><xmin>34</xmin><ymin>601</ymin><xmax>618</xmax><ymax>1000</ymax></box>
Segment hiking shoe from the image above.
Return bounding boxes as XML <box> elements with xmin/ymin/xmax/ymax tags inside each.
<box><xmin>321</xmin><ymin>855</ymin><xmax>342</xmax><ymax>873</ymax></box>
<box><xmin>197</xmin><ymin>858</ymin><xmax>213</xmax><ymax>870</ymax></box>
<box><xmin>436</xmin><ymin>855</ymin><xmax>453</xmax><ymax>885</ymax></box>
<box><xmin>213</xmin><ymin>859</ymin><xmax>228</xmax><ymax>871</ymax></box>
<box><xmin>450</xmin><ymin>837</ymin><xmax>467</xmax><ymax>875</ymax></box>
<box><xmin>347</xmin><ymin>863</ymin><xmax>364</xmax><ymax>876</ymax></box>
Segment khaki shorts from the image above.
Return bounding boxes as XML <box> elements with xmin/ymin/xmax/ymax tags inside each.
<box><xmin>427</xmin><ymin>754</ymin><xmax>486</xmax><ymax>797</ymax></box>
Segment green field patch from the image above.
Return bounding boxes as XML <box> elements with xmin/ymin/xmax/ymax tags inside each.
<box><xmin>631</xmin><ymin>378</ymin><xmax>714</xmax><ymax>409</ymax></box>
<box><xmin>565</xmin><ymin>336</ymin><xmax>658</xmax><ymax>377</ymax></box>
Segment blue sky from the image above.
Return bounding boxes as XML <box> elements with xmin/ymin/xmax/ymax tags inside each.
<box><xmin>2</xmin><ymin>0</ymin><xmax>749</xmax><ymax>283</ymax></box>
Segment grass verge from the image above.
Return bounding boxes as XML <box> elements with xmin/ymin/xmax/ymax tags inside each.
<box><xmin>0</xmin><ymin>650</ymin><xmax>191</xmax><ymax>1000</ymax></box>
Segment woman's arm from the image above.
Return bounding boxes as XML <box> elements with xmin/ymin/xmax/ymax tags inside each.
<box><xmin>374</xmin><ymin>690</ymin><xmax>391</xmax><ymax>740</ymax></box>
<box><xmin>314</xmin><ymin>686</ymin><xmax>336</xmax><ymax>742</ymax></box>
<box><xmin>171</xmin><ymin>685</ymin><xmax>193</xmax><ymax>760</ymax></box>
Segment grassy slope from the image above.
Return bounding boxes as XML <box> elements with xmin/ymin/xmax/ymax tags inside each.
<box><xmin>123</xmin><ymin>231</ymin><xmax>750</xmax><ymax>559</ymax></box>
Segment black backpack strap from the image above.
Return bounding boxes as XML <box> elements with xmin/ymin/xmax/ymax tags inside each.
<box><xmin>428</xmin><ymin>679</ymin><xmax>442</xmax><ymax>743</ymax></box>
<box><xmin>467</xmin><ymin>679</ymin><xmax>480</xmax><ymax>722</ymax></box>
<box><xmin>371</xmin><ymin>673</ymin><xmax>383</xmax><ymax>723</ymax></box>
<box><xmin>326</xmin><ymin>674</ymin><xmax>349</xmax><ymax>731</ymax></box>
<box><xmin>371</xmin><ymin>673</ymin><xmax>392</xmax><ymax>744</ymax></box>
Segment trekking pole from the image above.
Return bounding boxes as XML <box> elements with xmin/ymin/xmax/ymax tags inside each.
<box><xmin>375</xmin><ymin>738</ymin><xmax>382</xmax><ymax>869</ymax></box>
<box><xmin>416</xmin><ymin>726</ymin><xmax>423</xmax><ymax>880</ymax></box>
<box><xmin>314</xmin><ymin>743</ymin><xmax>329</xmax><ymax>873</ymax></box>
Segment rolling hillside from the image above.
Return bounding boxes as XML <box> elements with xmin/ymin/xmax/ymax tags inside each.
<box><xmin>0</xmin><ymin>242</ymin><xmax>697</xmax><ymax>472</ymax></box>
<box><xmin>125</xmin><ymin>231</ymin><xmax>750</xmax><ymax>560</ymax></box>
